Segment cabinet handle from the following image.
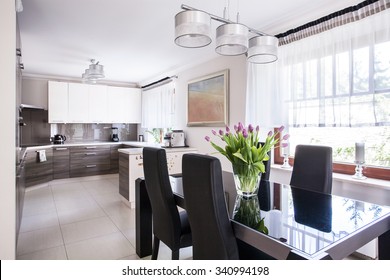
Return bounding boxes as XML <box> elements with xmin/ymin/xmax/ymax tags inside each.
<box><xmin>138</xmin><ymin>163</ymin><xmax>143</xmax><ymax>166</ymax></box>
<box><xmin>85</xmin><ymin>152</ymin><xmax>97</xmax><ymax>155</ymax></box>
<box><xmin>55</xmin><ymin>148</ymin><xmax>68</xmax><ymax>151</ymax></box>
<box><xmin>85</xmin><ymin>146</ymin><xmax>97</xmax><ymax>149</ymax></box>
<box><xmin>86</xmin><ymin>165</ymin><xmax>97</xmax><ymax>168</ymax></box>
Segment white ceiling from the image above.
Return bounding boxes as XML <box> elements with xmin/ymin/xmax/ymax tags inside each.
<box><xmin>17</xmin><ymin>0</ymin><xmax>362</xmax><ymax>85</ymax></box>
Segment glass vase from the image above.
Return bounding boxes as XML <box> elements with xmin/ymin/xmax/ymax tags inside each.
<box><xmin>232</xmin><ymin>164</ymin><xmax>261</xmax><ymax>197</ymax></box>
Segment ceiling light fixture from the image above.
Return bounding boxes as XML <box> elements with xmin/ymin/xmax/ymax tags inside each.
<box><xmin>82</xmin><ymin>59</ymin><xmax>105</xmax><ymax>83</ymax></box>
<box><xmin>174</xmin><ymin>3</ymin><xmax>278</xmax><ymax>63</ymax></box>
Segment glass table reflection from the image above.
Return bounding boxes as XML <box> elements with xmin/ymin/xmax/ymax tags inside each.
<box><xmin>135</xmin><ymin>172</ymin><xmax>390</xmax><ymax>259</ymax></box>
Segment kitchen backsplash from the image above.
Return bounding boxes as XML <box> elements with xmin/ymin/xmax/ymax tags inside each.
<box><xmin>51</xmin><ymin>123</ymin><xmax>137</xmax><ymax>143</ymax></box>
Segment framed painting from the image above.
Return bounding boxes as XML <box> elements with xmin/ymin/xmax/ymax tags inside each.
<box><xmin>187</xmin><ymin>69</ymin><xmax>229</xmax><ymax>127</ymax></box>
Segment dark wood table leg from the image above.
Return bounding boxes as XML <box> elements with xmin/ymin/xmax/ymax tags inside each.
<box><xmin>135</xmin><ymin>178</ymin><xmax>152</xmax><ymax>258</ymax></box>
<box><xmin>378</xmin><ymin>229</ymin><xmax>390</xmax><ymax>260</ymax></box>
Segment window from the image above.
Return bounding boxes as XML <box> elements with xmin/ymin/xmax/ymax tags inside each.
<box><xmin>278</xmin><ymin>9</ymin><xmax>390</xmax><ymax>172</ymax></box>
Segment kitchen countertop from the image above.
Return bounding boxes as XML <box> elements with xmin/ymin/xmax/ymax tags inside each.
<box><xmin>118</xmin><ymin>143</ymin><xmax>197</xmax><ymax>155</ymax></box>
<box><xmin>24</xmin><ymin>141</ymin><xmax>197</xmax><ymax>153</ymax></box>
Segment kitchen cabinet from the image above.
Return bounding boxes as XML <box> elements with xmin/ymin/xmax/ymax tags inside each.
<box><xmin>25</xmin><ymin>148</ymin><xmax>53</xmax><ymax>187</ymax></box>
<box><xmin>48</xmin><ymin>81</ymin><xmax>68</xmax><ymax>123</ymax></box>
<box><xmin>109</xmin><ymin>144</ymin><xmax>123</xmax><ymax>173</ymax></box>
<box><xmin>70</xmin><ymin>145</ymin><xmax>110</xmax><ymax>177</ymax></box>
<box><xmin>48</xmin><ymin>81</ymin><xmax>140</xmax><ymax>123</ymax></box>
<box><xmin>107</xmin><ymin>86</ymin><xmax>141</xmax><ymax>123</ymax></box>
<box><xmin>127</xmin><ymin>88</ymin><xmax>142</xmax><ymax>123</ymax></box>
<box><xmin>53</xmin><ymin>147</ymin><xmax>70</xmax><ymax>179</ymax></box>
<box><xmin>89</xmin><ymin>84</ymin><xmax>108</xmax><ymax>123</ymax></box>
<box><xmin>68</xmin><ymin>83</ymin><xmax>89</xmax><ymax>123</ymax></box>
<box><xmin>119</xmin><ymin>148</ymin><xmax>197</xmax><ymax>208</ymax></box>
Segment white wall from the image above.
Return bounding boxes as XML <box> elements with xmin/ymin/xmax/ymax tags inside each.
<box><xmin>0</xmin><ymin>0</ymin><xmax>16</xmax><ymax>259</ymax></box>
<box><xmin>173</xmin><ymin>54</ymin><xmax>248</xmax><ymax>171</ymax></box>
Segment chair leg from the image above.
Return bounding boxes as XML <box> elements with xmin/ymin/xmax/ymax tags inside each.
<box><xmin>152</xmin><ymin>236</ymin><xmax>160</xmax><ymax>260</ymax></box>
<box><xmin>172</xmin><ymin>249</ymin><xmax>179</xmax><ymax>260</ymax></box>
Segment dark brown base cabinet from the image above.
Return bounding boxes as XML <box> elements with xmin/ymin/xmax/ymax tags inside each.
<box><xmin>110</xmin><ymin>144</ymin><xmax>122</xmax><ymax>173</ymax></box>
<box><xmin>25</xmin><ymin>148</ymin><xmax>53</xmax><ymax>187</ymax></box>
<box><xmin>25</xmin><ymin>144</ymin><xmax>126</xmax><ymax>188</ymax></box>
<box><xmin>53</xmin><ymin>147</ymin><xmax>70</xmax><ymax>179</ymax></box>
<box><xmin>70</xmin><ymin>145</ymin><xmax>111</xmax><ymax>177</ymax></box>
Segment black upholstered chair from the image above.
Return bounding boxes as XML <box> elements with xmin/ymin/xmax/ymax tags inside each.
<box><xmin>182</xmin><ymin>153</ymin><xmax>274</xmax><ymax>260</ymax></box>
<box><xmin>290</xmin><ymin>144</ymin><xmax>333</xmax><ymax>194</ymax></box>
<box><xmin>142</xmin><ymin>147</ymin><xmax>192</xmax><ymax>260</ymax></box>
<box><xmin>182</xmin><ymin>153</ymin><xmax>239</xmax><ymax>260</ymax></box>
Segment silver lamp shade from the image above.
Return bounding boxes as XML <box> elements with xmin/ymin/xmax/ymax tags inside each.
<box><xmin>215</xmin><ymin>23</ymin><xmax>248</xmax><ymax>56</ymax></box>
<box><xmin>174</xmin><ymin>10</ymin><xmax>212</xmax><ymax>48</ymax></box>
<box><xmin>87</xmin><ymin>63</ymin><xmax>104</xmax><ymax>79</ymax></box>
<box><xmin>247</xmin><ymin>35</ymin><xmax>279</xmax><ymax>64</ymax></box>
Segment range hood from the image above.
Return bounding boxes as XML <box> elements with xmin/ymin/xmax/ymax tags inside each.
<box><xmin>20</xmin><ymin>104</ymin><xmax>45</xmax><ymax>110</ymax></box>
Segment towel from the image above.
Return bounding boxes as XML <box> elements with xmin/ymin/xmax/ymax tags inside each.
<box><xmin>38</xmin><ymin>150</ymin><xmax>47</xmax><ymax>162</ymax></box>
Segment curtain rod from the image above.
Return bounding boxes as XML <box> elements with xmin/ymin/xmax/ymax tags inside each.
<box><xmin>275</xmin><ymin>0</ymin><xmax>381</xmax><ymax>39</ymax></box>
<box><xmin>141</xmin><ymin>75</ymin><xmax>178</xmax><ymax>89</ymax></box>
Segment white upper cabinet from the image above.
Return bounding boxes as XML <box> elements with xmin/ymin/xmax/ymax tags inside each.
<box><xmin>68</xmin><ymin>83</ymin><xmax>89</xmax><ymax>123</ymax></box>
<box><xmin>48</xmin><ymin>81</ymin><xmax>141</xmax><ymax>124</ymax></box>
<box><xmin>107</xmin><ymin>86</ymin><xmax>141</xmax><ymax>123</ymax></box>
<box><xmin>107</xmin><ymin>86</ymin><xmax>126</xmax><ymax>123</ymax></box>
<box><xmin>48</xmin><ymin>81</ymin><xmax>68</xmax><ymax>123</ymax></box>
<box><xmin>88</xmin><ymin>84</ymin><xmax>108</xmax><ymax>123</ymax></box>
<box><xmin>127</xmin><ymin>88</ymin><xmax>142</xmax><ymax>123</ymax></box>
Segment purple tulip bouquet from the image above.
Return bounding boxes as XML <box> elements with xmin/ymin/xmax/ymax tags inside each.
<box><xmin>206</xmin><ymin>122</ymin><xmax>288</xmax><ymax>196</ymax></box>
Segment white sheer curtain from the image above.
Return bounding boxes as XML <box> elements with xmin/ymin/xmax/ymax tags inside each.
<box><xmin>246</xmin><ymin>3</ymin><xmax>390</xmax><ymax>128</ymax></box>
<box><xmin>141</xmin><ymin>81</ymin><xmax>175</xmax><ymax>128</ymax></box>
<box><xmin>279</xmin><ymin>8</ymin><xmax>390</xmax><ymax>128</ymax></box>
<box><xmin>245</xmin><ymin>62</ymin><xmax>286</xmax><ymax>127</ymax></box>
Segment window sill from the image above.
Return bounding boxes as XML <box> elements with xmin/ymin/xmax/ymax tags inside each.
<box><xmin>271</xmin><ymin>164</ymin><xmax>390</xmax><ymax>190</ymax></box>
<box><xmin>270</xmin><ymin>164</ymin><xmax>390</xmax><ymax>207</ymax></box>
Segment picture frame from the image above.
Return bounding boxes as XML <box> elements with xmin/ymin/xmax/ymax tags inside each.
<box><xmin>187</xmin><ymin>69</ymin><xmax>229</xmax><ymax>127</ymax></box>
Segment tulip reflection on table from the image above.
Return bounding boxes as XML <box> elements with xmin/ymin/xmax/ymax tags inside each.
<box><xmin>232</xmin><ymin>195</ymin><xmax>268</xmax><ymax>234</ymax></box>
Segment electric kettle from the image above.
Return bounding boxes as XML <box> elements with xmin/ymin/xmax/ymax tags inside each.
<box><xmin>52</xmin><ymin>134</ymin><xmax>66</xmax><ymax>144</ymax></box>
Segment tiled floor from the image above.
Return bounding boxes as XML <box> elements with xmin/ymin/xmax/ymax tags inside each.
<box><xmin>16</xmin><ymin>174</ymin><xmax>192</xmax><ymax>260</ymax></box>
<box><xmin>17</xmin><ymin>174</ymin><xmax>364</xmax><ymax>260</ymax></box>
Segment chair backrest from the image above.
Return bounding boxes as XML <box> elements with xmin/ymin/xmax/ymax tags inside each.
<box><xmin>258</xmin><ymin>142</ymin><xmax>271</xmax><ymax>181</ymax></box>
<box><xmin>182</xmin><ymin>153</ymin><xmax>239</xmax><ymax>260</ymax></box>
<box><xmin>290</xmin><ymin>144</ymin><xmax>333</xmax><ymax>194</ymax></box>
<box><xmin>142</xmin><ymin>147</ymin><xmax>181</xmax><ymax>248</ymax></box>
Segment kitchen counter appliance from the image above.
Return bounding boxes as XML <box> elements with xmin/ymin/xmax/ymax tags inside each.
<box><xmin>170</xmin><ymin>130</ymin><xmax>185</xmax><ymax>147</ymax></box>
<box><xmin>112</xmin><ymin>127</ymin><xmax>119</xmax><ymax>142</ymax></box>
<box><xmin>52</xmin><ymin>134</ymin><xmax>66</xmax><ymax>144</ymax></box>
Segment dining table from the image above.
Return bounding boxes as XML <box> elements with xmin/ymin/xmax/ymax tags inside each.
<box><xmin>135</xmin><ymin>172</ymin><xmax>390</xmax><ymax>260</ymax></box>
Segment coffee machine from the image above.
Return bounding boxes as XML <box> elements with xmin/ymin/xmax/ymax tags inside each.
<box><xmin>111</xmin><ymin>127</ymin><xmax>119</xmax><ymax>142</ymax></box>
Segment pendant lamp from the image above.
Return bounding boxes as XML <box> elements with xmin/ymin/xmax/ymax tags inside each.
<box><xmin>174</xmin><ymin>10</ymin><xmax>212</xmax><ymax>48</ymax></box>
<box><xmin>215</xmin><ymin>23</ymin><xmax>248</xmax><ymax>56</ymax></box>
<box><xmin>247</xmin><ymin>35</ymin><xmax>279</xmax><ymax>64</ymax></box>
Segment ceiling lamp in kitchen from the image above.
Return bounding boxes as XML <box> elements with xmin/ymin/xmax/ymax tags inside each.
<box><xmin>174</xmin><ymin>4</ymin><xmax>278</xmax><ymax>63</ymax></box>
<box><xmin>82</xmin><ymin>59</ymin><xmax>105</xmax><ymax>83</ymax></box>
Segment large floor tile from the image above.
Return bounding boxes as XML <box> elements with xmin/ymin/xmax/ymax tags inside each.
<box><xmin>19</xmin><ymin>211</ymin><xmax>59</xmax><ymax>232</ymax></box>
<box><xmin>17</xmin><ymin>245</ymin><xmax>67</xmax><ymax>260</ymax></box>
<box><xmin>54</xmin><ymin>196</ymin><xmax>99</xmax><ymax>212</ymax></box>
<box><xmin>65</xmin><ymin>232</ymin><xmax>135</xmax><ymax>260</ymax></box>
<box><xmin>61</xmin><ymin>216</ymin><xmax>119</xmax><ymax>244</ymax></box>
<box><xmin>16</xmin><ymin>226</ymin><xmax>64</xmax><ymax>256</ymax></box>
<box><xmin>82</xmin><ymin>179</ymin><xmax>118</xmax><ymax>196</ymax></box>
<box><xmin>57</xmin><ymin>204</ymin><xmax>107</xmax><ymax>225</ymax></box>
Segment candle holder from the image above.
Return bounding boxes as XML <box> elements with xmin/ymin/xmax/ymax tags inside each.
<box><xmin>352</xmin><ymin>161</ymin><xmax>367</xmax><ymax>180</ymax></box>
<box><xmin>281</xmin><ymin>154</ymin><xmax>291</xmax><ymax>169</ymax></box>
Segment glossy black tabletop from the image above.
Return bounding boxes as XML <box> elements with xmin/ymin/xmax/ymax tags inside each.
<box><xmin>216</xmin><ymin>173</ymin><xmax>390</xmax><ymax>259</ymax></box>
